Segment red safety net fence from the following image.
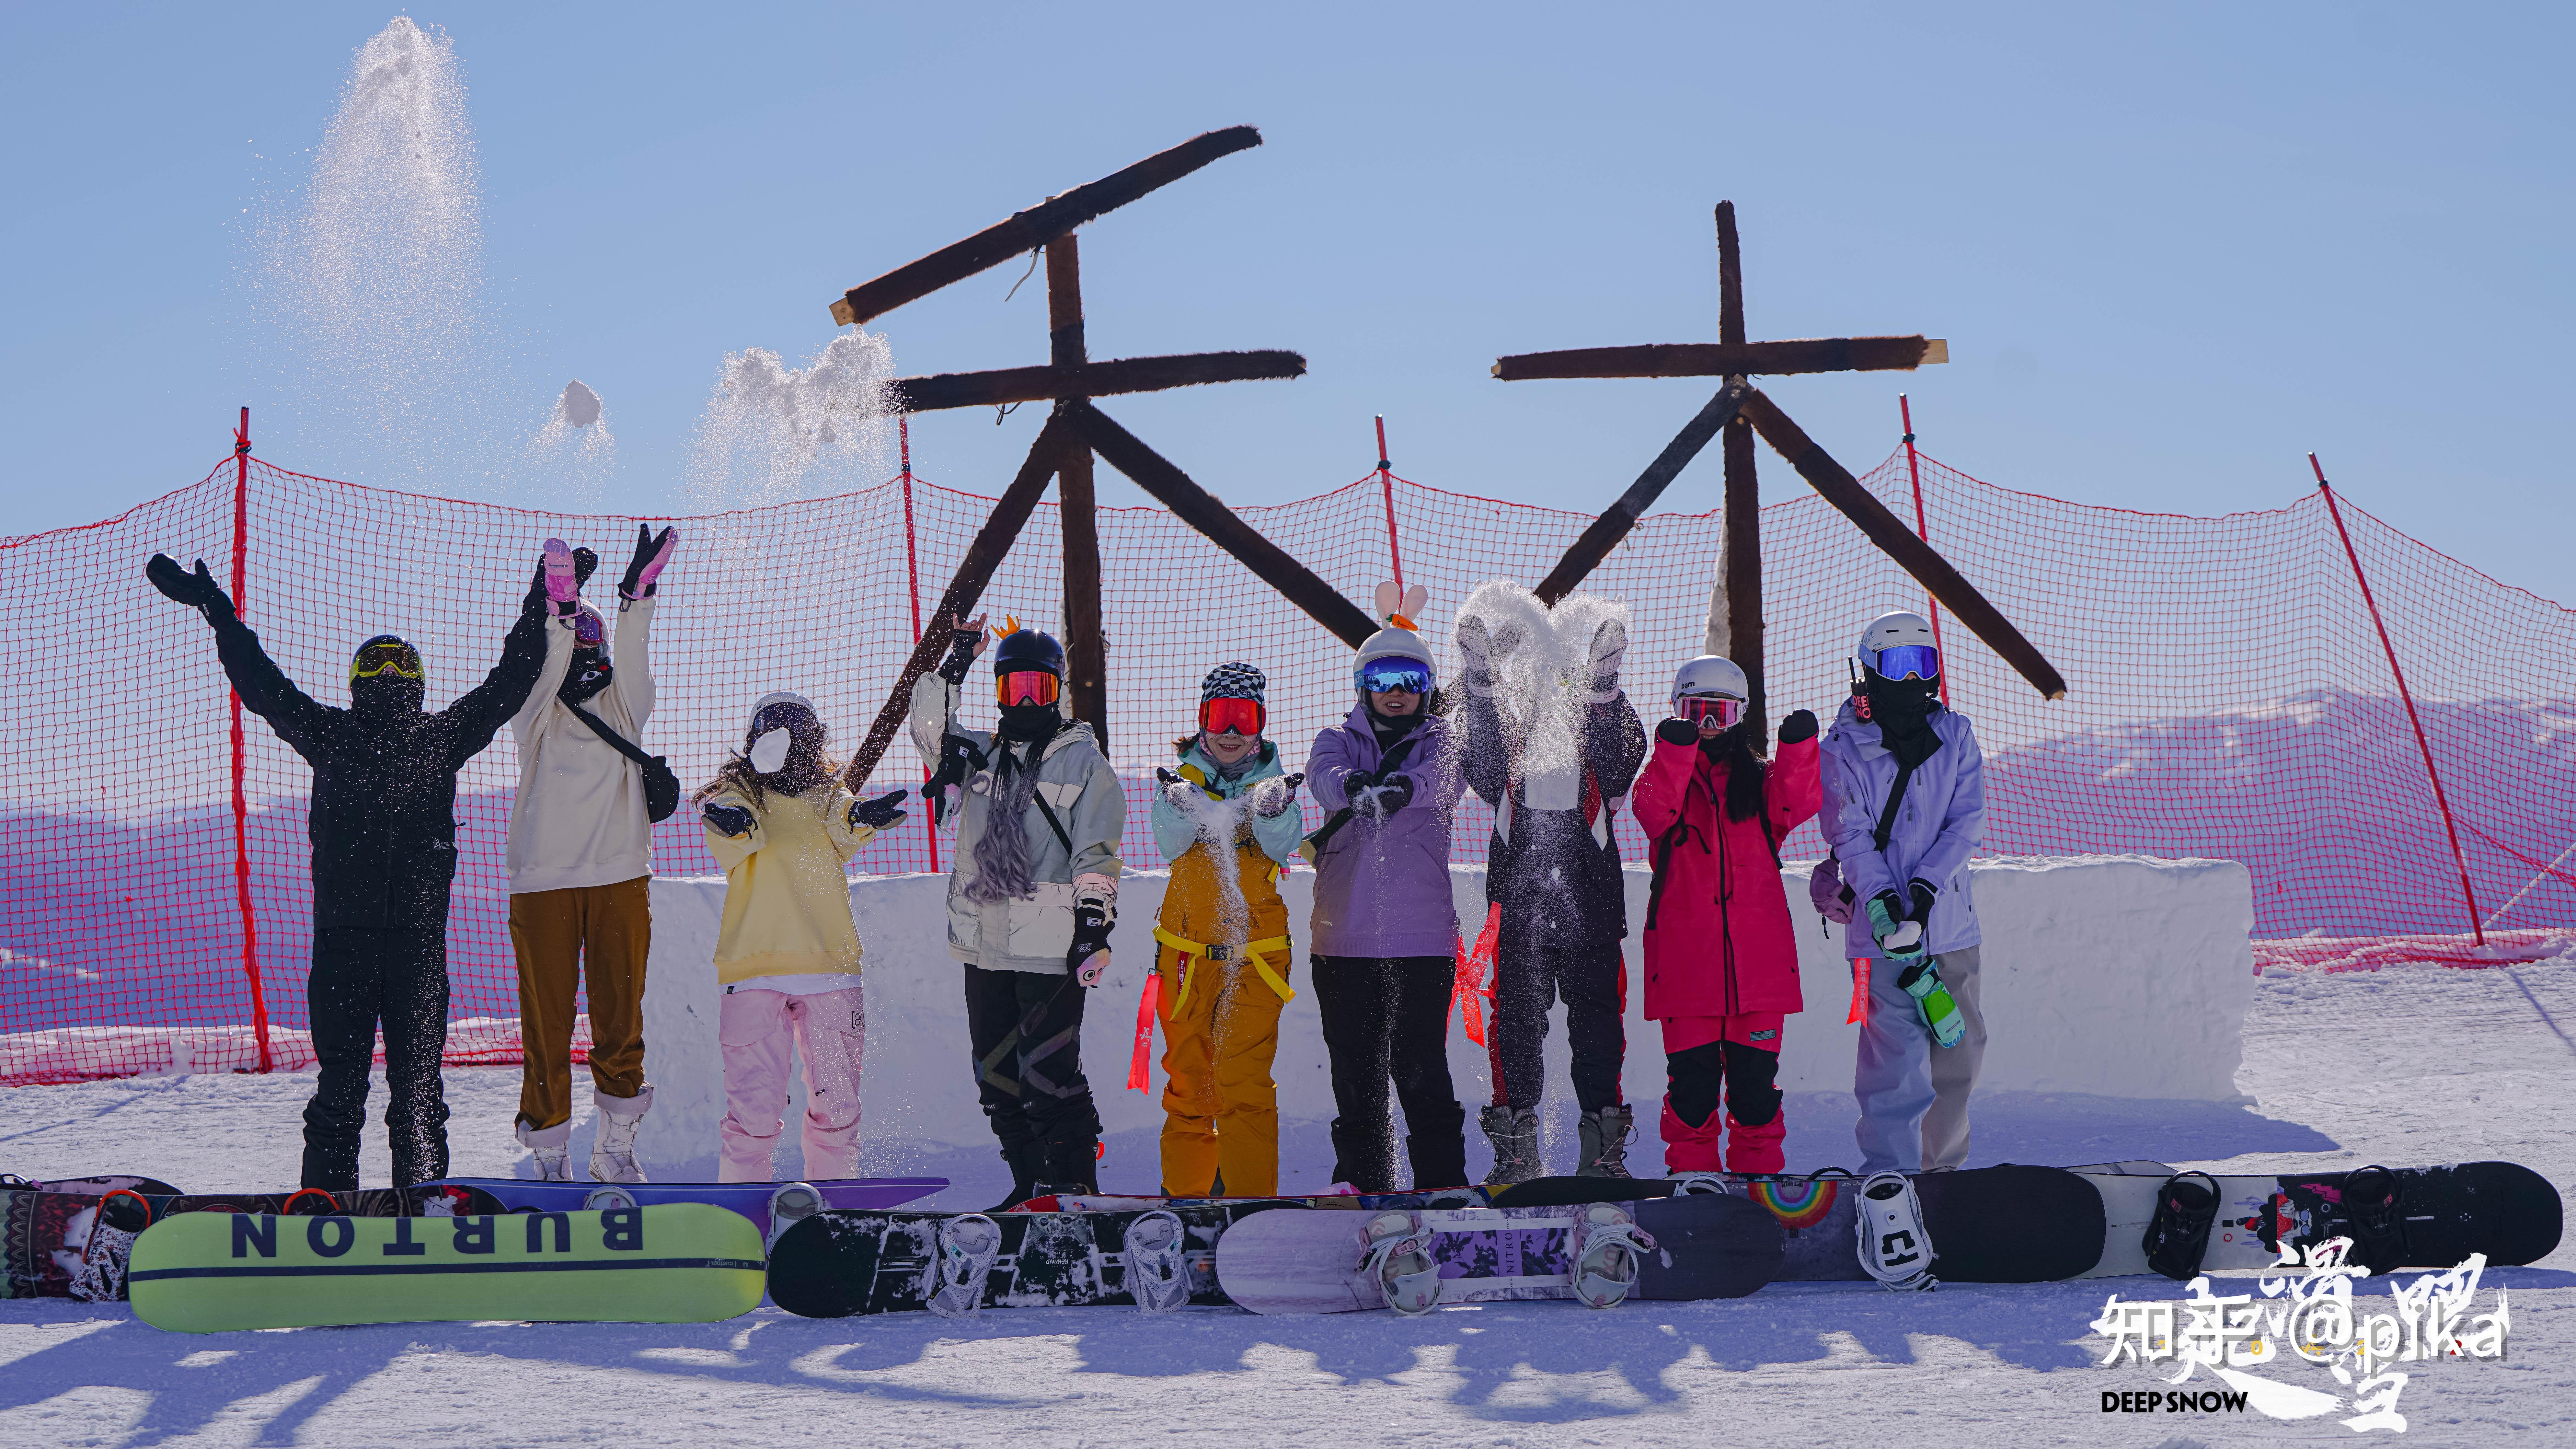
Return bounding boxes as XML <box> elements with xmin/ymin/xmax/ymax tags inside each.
<box><xmin>4</xmin><ymin>433</ymin><xmax>2572</xmax><ymax>1084</ymax></box>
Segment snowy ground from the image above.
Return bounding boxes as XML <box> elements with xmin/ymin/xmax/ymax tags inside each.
<box><xmin>2</xmin><ymin>959</ymin><xmax>2571</xmax><ymax>1447</ymax></box>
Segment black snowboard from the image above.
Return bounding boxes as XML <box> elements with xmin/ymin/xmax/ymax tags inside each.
<box><xmin>768</xmin><ymin>1201</ymin><xmax>1287</xmax><ymax>1318</ymax></box>
<box><xmin>2251</xmin><ymin>1161</ymin><xmax>2562</xmax><ymax>1272</ymax></box>
<box><xmin>1621</xmin><ymin>1166</ymin><xmax>2106</xmax><ymax>1283</ymax></box>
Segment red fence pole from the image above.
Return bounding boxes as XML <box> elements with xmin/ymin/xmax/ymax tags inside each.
<box><xmin>1899</xmin><ymin>394</ymin><xmax>1950</xmax><ymax>707</ymax></box>
<box><xmin>2313</xmin><ymin>452</ymin><xmax>2484</xmax><ymax>946</ymax></box>
<box><xmin>898</xmin><ymin>418</ymin><xmax>940</xmax><ymax>873</ymax></box>
<box><xmin>1375</xmin><ymin>415</ymin><xmax>1406</xmax><ymax>595</ymax></box>
<box><xmin>230</xmin><ymin>407</ymin><xmax>274</xmax><ymax>1071</ymax></box>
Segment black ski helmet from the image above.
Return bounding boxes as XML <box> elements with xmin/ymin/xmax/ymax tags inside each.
<box><xmin>993</xmin><ymin>626</ymin><xmax>1065</xmax><ymax>679</ymax></box>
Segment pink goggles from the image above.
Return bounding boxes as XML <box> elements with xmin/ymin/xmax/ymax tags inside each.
<box><xmin>1676</xmin><ymin>695</ymin><xmax>1743</xmax><ymax>727</ymax></box>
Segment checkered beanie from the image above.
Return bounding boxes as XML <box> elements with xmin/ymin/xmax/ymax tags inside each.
<box><xmin>1200</xmin><ymin>661</ymin><xmax>1266</xmax><ymax>704</ymax></box>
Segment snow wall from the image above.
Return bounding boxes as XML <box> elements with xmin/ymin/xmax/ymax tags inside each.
<box><xmin>634</xmin><ymin>854</ymin><xmax>2254</xmax><ymax>1183</ymax></box>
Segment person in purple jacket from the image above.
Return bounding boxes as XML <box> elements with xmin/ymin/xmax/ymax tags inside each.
<box><xmin>1303</xmin><ymin>584</ymin><xmax>1470</xmax><ymax>1192</ymax></box>
<box><xmin>1820</xmin><ymin>610</ymin><xmax>1988</xmax><ymax>1173</ymax></box>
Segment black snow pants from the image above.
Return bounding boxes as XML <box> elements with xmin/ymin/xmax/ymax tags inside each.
<box><xmin>1665</xmin><ymin>1038</ymin><xmax>1782</xmax><ymax>1131</ymax></box>
<box><xmin>1488</xmin><ymin>938</ymin><xmax>1626</xmax><ymax>1114</ymax></box>
<box><xmin>964</xmin><ymin>964</ymin><xmax>1102</xmax><ymax>1167</ymax></box>
<box><xmin>302</xmin><ymin>923</ymin><xmax>453</xmax><ymax>1189</ymax></box>
<box><xmin>1311</xmin><ymin>954</ymin><xmax>1468</xmax><ymax>1192</ymax></box>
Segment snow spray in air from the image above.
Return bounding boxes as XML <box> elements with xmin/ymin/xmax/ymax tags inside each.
<box><xmin>685</xmin><ymin>334</ymin><xmax>897</xmax><ymax>515</ymax></box>
<box><xmin>526</xmin><ymin>380</ymin><xmax>617</xmax><ymax>508</ymax></box>
<box><xmin>1454</xmin><ymin>580</ymin><xmax>1631</xmax><ymax>816</ymax></box>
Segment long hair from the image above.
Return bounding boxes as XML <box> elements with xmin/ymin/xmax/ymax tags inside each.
<box><xmin>1719</xmin><ymin>724</ymin><xmax>1768</xmax><ymax>823</ymax></box>
<box><xmin>694</xmin><ymin>707</ymin><xmax>842</xmax><ymax>809</ymax></box>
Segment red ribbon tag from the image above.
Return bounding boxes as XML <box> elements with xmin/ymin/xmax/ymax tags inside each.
<box><xmin>1127</xmin><ymin>970</ymin><xmax>1163</xmax><ymax>1092</ymax></box>
<box><xmin>1846</xmin><ymin>958</ymin><xmax>1870</xmax><ymax>1025</ymax></box>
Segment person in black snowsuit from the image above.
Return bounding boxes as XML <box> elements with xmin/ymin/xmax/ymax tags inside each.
<box><xmin>148</xmin><ymin>549</ymin><xmax>558</xmax><ymax>1190</ymax></box>
<box><xmin>1455</xmin><ymin>606</ymin><xmax>1648</xmax><ymax>1182</ymax></box>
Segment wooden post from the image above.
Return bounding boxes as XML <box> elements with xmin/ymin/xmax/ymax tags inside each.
<box><xmin>1049</xmin><ymin>233</ymin><xmax>1109</xmax><ymax>747</ymax></box>
<box><xmin>1533</xmin><ymin>380</ymin><xmax>1750</xmax><ymax>604</ymax></box>
<box><xmin>1715</xmin><ymin>201</ymin><xmax>1766</xmax><ymax>742</ymax></box>
<box><xmin>846</xmin><ymin>416</ymin><xmax>1076</xmax><ymax>790</ymax></box>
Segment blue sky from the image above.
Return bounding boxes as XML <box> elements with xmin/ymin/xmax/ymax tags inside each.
<box><xmin>4</xmin><ymin>3</ymin><xmax>2568</xmax><ymax>595</ymax></box>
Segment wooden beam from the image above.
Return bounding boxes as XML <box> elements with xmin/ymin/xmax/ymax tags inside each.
<box><xmin>886</xmin><ymin>351</ymin><xmax>1306</xmax><ymax>414</ymax></box>
<box><xmin>845</xmin><ymin>415</ymin><xmax>1077</xmax><ymax>790</ymax></box>
<box><xmin>831</xmin><ymin>126</ymin><xmax>1263</xmax><ymax>326</ymax></box>
<box><xmin>1534</xmin><ymin>378</ymin><xmax>1752</xmax><ymax>605</ymax></box>
<box><xmin>1493</xmin><ymin>336</ymin><xmax>1948</xmax><ymax>382</ymax></box>
<box><xmin>1064</xmin><ymin>400</ymin><xmax>1379</xmax><ymax>648</ymax></box>
<box><xmin>1048</xmin><ymin>233</ymin><xmax>1110</xmax><ymax>749</ymax></box>
<box><xmin>1741</xmin><ymin>390</ymin><xmax>2068</xmax><ymax>700</ymax></box>
<box><xmin>1715</xmin><ymin>201</ymin><xmax>1767</xmax><ymax>741</ymax></box>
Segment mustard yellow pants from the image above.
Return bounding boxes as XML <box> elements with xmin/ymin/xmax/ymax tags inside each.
<box><xmin>1155</xmin><ymin>944</ymin><xmax>1291</xmax><ymax>1197</ymax></box>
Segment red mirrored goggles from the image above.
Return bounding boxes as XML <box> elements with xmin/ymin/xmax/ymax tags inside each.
<box><xmin>1676</xmin><ymin>695</ymin><xmax>1743</xmax><ymax>728</ymax></box>
<box><xmin>1199</xmin><ymin>696</ymin><xmax>1265</xmax><ymax>738</ymax></box>
<box><xmin>995</xmin><ymin>670</ymin><xmax>1060</xmax><ymax>707</ymax></box>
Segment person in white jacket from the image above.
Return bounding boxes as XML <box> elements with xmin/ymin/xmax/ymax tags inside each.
<box><xmin>505</xmin><ymin>526</ymin><xmax>677</xmax><ymax>1182</ymax></box>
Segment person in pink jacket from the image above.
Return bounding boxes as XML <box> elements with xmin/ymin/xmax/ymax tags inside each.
<box><xmin>1630</xmin><ymin>655</ymin><xmax>1822</xmax><ymax>1176</ymax></box>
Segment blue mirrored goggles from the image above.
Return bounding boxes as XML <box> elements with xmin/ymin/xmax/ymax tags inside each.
<box><xmin>1355</xmin><ymin>659</ymin><xmax>1433</xmax><ymax>695</ymax></box>
<box><xmin>1874</xmin><ymin>644</ymin><xmax>1941</xmax><ymax>681</ymax></box>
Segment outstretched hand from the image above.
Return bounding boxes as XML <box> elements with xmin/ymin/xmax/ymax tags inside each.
<box><xmin>937</xmin><ymin>611</ymin><xmax>989</xmax><ymax>684</ymax></box>
<box><xmin>702</xmin><ymin>802</ymin><xmax>755</xmax><ymax>839</ymax></box>
<box><xmin>848</xmin><ymin>789</ymin><xmax>909</xmax><ymax>831</ymax></box>
<box><xmin>146</xmin><ymin>555</ymin><xmax>234</xmax><ymax>620</ymax></box>
<box><xmin>619</xmin><ymin>524</ymin><xmax>678</xmax><ymax>600</ymax></box>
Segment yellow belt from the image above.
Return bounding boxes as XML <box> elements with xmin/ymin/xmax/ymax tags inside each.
<box><xmin>1151</xmin><ymin>925</ymin><xmax>1295</xmax><ymax>1010</ymax></box>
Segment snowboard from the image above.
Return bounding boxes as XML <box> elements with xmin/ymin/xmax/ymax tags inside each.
<box><xmin>0</xmin><ymin>1174</ymin><xmax>184</xmax><ymax>1197</ymax></box>
<box><xmin>1215</xmin><ymin>1196</ymin><xmax>1783</xmax><ymax>1314</ymax></box>
<box><xmin>128</xmin><ymin>1203</ymin><xmax>764</xmax><ymax>1333</ymax></box>
<box><xmin>1</xmin><ymin>1184</ymin><xmax>505</xmax><ymax>1300</ymax></box>
<box><xmin>1031</xmin><ymin>1185</ymin><xmax>1489</xmax><ymax>1213</ymax></box>
<box><xmin>767</xmin><ymin>1200</ymin><xmax>1283</xmax><ymax>1318</ymax></box>
<box><xmin>424</xmin><ymin>1176</ymin><xmax>948</xmax><ymax>1239</ymax></box>
<box><xmin>1670</xmin><ymin>1165</ymin><xmax>2106</xmax><ymax>1283</ymax></box>
<box><xmin>2076</xmin><ymin>1160</ymin><xmax>2563</xmax><ymax>1277</ymax></box>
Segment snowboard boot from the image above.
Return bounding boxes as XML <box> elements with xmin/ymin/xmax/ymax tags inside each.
<box><xmin>516</xmin><ymin>1117</ymin><xmax>573</xmax><ymax>1182</ymax></box>
<box><xmin>1577</xmin><ymin>1104</ymin><xmax>1635</xmax><ymax>1178</ymax></box>
<box><xmin>1036</xmin><ymin>1127</ymin><xmax>1102</xmax><ymax>1197</ymax></box>
<box><xmin>1406</xmin><ymin>1112</ymin><xmax>1470</xmax><ymax>1194</ymax></box>
<box><xmin>1896</xmin><ymin>961</ymin><xmax>1967</xmax><ymax>1048</ymax></box>
<box><xmin>1856</xmin><ymin>1171</ymin><xmax>1937</xmax><ymax>1292</ymax></box>
<box><xmin>589</xmin><ymin>1084</ymin><xmax>652</xmax><ymax>1184</ymax></box>
<box><xmin>1359</xmin><ymin>1211</ymin><xmax>1442</xmax><ymax>1316</ymax></box>
<box><xmin>1479</xmin><ymin>1105</ymin><xmax>1542</xmax><ymax>1185</ymax></box>
<box><xmin>2143</xmin><ymin>1171</ymin><xmax>2221</xmax><ymax>1281</ymax></box>
<box><xmin>988</xmin><ymin>1141</ymin><xmax>1046</xmax><ymax>1212</ymax></box>
<box><xmin>1122</xmin><ymin>1210</ymin><xmax>1192</xmax><ymax>1314</ymax></box>
<box><xmin>1568</xmin><ymin>1201</ymin><xmax>1655</xmax><ymax>1309</ymax></box>
<box><xmin>767</xmin><ymin>1182</ymin><xmax>824</xmax><ymax>1252</ymax></box>
<box><xmin>924</xmin><ymin>1213</ymin><xmax>1004</xmax><ymax>1318</ymax></box>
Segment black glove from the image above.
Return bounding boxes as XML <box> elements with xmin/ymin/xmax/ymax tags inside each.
<box><xmin>1067</xmin><ymin>901</ymin><xmax>1113</xmax><ymax>980</ymax></box>
<box><xmin>1778</xmin><ymin>708</ymin><xmax>1819</xmax><ymax>744</ymax></box>
<box><xmin>702</xmin><ymin>802</ymin><xmax>755</xmax><ymax>839</ymax></box>
<box><xmin>572</xmin><ymin>547</ymin><xmax>599</xmax><ymax>587</ymax></box>
<box><xmin>936</xmin><ymin>626</ymin><xmax>982</xmax><ymax>686</ymax></box>
<box><xmin>618</xmin><ymin>524</ymin><xmax>677</xmax><ymax>599</ymax></box>
<box><xmin>1656</xmin><ymin>716</ymin><xmax>1698</xmax><ymax>748</ymax></box>
<box><xmin>1908</xmin><ymin>877</ymin><xmax>1938</xmax><ymax>924</ymax></box>
<box><xmin>521</xmin><ymin>559</ymin><xmax>549</xmax><ymax>620</ymax></box>
<box><xmin>146</xmin><ymin>555</ymin><xmax>235</xmax><ymax>622</ymax></box>
<box><xmin>848</xmin><ymin>790</ymin><xmax>909</xmax><ymax>831</ymax></box>
<box><xmin>1367</xmin><ymin>772</ymin><xmax>1415</xmax><ymax>815</ymax></box>
<box><xmin>925</xmin><ymin>733</ymin><xmax>988</xmax><ymax>826</ymax></box>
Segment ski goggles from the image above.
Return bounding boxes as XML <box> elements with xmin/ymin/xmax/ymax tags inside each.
<box><xmin>1675</xmin><ymin>694</ymin><xmax>1743</xmax><ymax>728</ymax></box>
<box><xmin>1355</xmin><ymin>658</ymin><xmax>1433</xmax><ymax>696</ymax></box>
<box><xmin>349</xmin><ymin>638</ymin><xmax>424</xmax><ymax>681</ymax></box>
<box><xmin>995</xmin><ymin>670</ymin><xmax>1060</xmax><ymax>707</ymax></box>
<box><xmin>1874</xmin><ymin>644</ymin><xmax>1940</xmax><ymax>681</ymax></box>
<box><xmin>1199</xmin><ymin>695</ymin><xmax>1264</xmax><ymax>737</ymax></box>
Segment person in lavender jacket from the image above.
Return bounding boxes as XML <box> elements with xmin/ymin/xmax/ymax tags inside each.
<box><xmin>1821</xmin><ymin>610</ymin><xmax>1988</xmax><ymax>1173</ymax></box>
<box><xmin>1302</xmin><ymin>584</ymin><xmax>1469</xmax><ymax>1192</ymax></box>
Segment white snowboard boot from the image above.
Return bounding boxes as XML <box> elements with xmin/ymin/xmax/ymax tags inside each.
<box><xmin>590</xmin><ymin>1084</ymin><xmax>652</xmax><ymax>1184</ymax></box>
<box><xmin>516</xmin><ymin>1118</ymin><xmax>573</xmax><ymax>1182</ymax></box>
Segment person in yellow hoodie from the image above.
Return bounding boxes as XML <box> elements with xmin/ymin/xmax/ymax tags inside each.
<box><xmin>1147</xmin><ymin>663</ymin><xmax>1305</xmax><ymax>1197</ymax></box>
<box><xmin>697</xmin><ymin>693</ymin><xmax>908</xmax><ymax>1182</ymax></box>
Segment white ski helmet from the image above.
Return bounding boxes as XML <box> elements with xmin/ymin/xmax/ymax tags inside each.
<box><xmin>1856</xmin><ymin>610</ymin><xmax>1941</xmax><ymax>681</ymax></box>
<box><xmin>1671</xmin><ymin>653</ymin><xmax>1749</xmax><ymax>706</ymax></box>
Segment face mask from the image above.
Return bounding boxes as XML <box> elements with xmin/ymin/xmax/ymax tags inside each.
<box><xmin>351</xmin><ymin>672</ymin><xmax>424</xmax><ymax>715</ymax></box>
<box><xmin>998</xmin><ymin>701</ymin><xmax>1061</xmax><ymax>742</ymax></box>
<box><xmin>560</xmin><ymin>649</ymin><xmax>614</xmax><ymax>705</ymax></box>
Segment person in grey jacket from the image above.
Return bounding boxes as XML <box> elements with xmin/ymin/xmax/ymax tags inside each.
<box><xmin>911</xmin><ymin>614</ymin><xmax>1126</xmax><ymax>1207</ymax></box>
<box><xmin>1304</xmin><ymin>587</ymin><xmax>1469</xmax><ymax>1192</ymax></box>
<box><xmin>1819</xmin><ymin>610</ymin><xmax>1988</xmax><ymax>1173</ymax></box>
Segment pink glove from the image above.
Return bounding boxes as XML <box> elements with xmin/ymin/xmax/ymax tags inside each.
<box><xmin>619</xmin><ymin>524</ymin><xmax>679</xmax><ymax>601</ymax></box>
<box><xmin>542</xmin><ymin>539</ymin><xmax>580</xmax><ymax>614</ymax></box>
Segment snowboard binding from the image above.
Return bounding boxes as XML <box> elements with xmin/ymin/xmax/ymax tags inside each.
<box><xmin>1357</xmin><ymin>1211</ymin><xmax>1443</xmax><ymax>1317</ymax></box>
<box><xmin>1122</xmin><ymin>1210</ymin><xmax>1193</xmax><ymax>1314</ymax></box>
<box><xmin>2142</xmin><ymin>1171</ymin><xmax>2221</xmax><ymax>1280</ymax></box>
<box><xmin>67</xmin><ymin>1190</ymin><xmax>152</xmax><ymax>1304</ymax></box>
<box><xmin>1670</xmin><ymin>1174</ymin><xmax>1731</xmax><ymax>1197</ymax></box>
<box><xmin>923</xmin><ymin>1214</ymin><xmax>1005</xmax><ymax>1318</ymax></box>
<box><xmin>767</xmin><ymin>1183</ymin><xmax>823</xmax><ymax>1251</ymax></box>
<box><xmin>582</xmin><ymin>1186</ymin><xmax>640</xmax><ymax>1212</ymax></box>
<box><xmin>1856</xmin><ymin>1172</ymin><xmax>1938</xmax><ymax>1291</ymax></box>
<box><xmin>1568</xmin><ymin>1201</ymin><xmax>1655</xmax><ymax>1309</ymax></box>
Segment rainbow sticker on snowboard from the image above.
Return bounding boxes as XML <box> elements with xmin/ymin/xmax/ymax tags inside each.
<box><xmin>1745</xmin><ymin>1177</ymin><xmax>1841</xmax><ymax>1230</ymax></box>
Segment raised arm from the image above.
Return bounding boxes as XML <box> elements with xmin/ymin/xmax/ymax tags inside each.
<box><xmin>441</xmin><ymin>550</ymin><xmax>558</xmax><ymax>762</ymax></box>
<box><xmin>148</xmin><ymin>554</ymin><xmax>331</xmax><ymax>760</ymax></box>
<box><xmin>1587</xmin><ymin>695</ymin><xmax>1648</xmax><ymax>800</ymax></box>
<box><xmin>610</xmin><ymin>524</ymin><xmax>674</xmax><ymax>728</ymax></box>
<box><xmin>1765</xmin><ymin>719</ymin><xmax>1824</xmax><ymax>840</ymax></box>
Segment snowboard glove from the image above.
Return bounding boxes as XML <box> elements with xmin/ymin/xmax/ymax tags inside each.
<box><xmin>936</xmin><ymin>626</ymin><xmax>983</xmax><ymax>685</ymax></box>
<box><xmin>618</xmin><ymin>524</ymin><xmax>678</xmax><ymax>600</ymax></box>
<box><xmin>542</xmin><ymin>539</ymin><xmax>581</xmax><ymax>614</ymax></box>
<box><xmin>1908</xmin><ymin>877</ymin><xmax>1938</xmax><ymax>924</ymax></box>
<box><xmin>1896</xmin><ymin>959</ymin><xmax>1966</xmax><ymax>1047</ymax></box>
<box><xmin>925</xmin><ymin>733</ymin><xmax>988</xmax><ymax>826</ymax></box>
<box><xmin>146</xmin><ymin>554</ymin><xmax>236</xmax><ymax>624</ymax></box>
<box><xmin>572</xmin><ymin>546</ymin><xmax>600</xmax><ymax>588</ymax></box>
<box><xmin>1251</xmin><ymin>772</ymin><xmax>1303</xmax><ymax>818</ymax></box>
<box><xmin>1864</xmin><ymin>892</ymin><xmax>1926</xmax><ymax>961</ymax></box>
<box><xmin>1656</xmin><ymin>716</ymin><xmax>1699</xmax><ymax>748</ymax></box>
<box><xmin>847</xmin><ymin>789</ymin><xmax>909</xmax><ymax>831</ymax></box>
<box><xmin>1361</xmin><ymin>771</ymin><xmax>1414</xmax><ymax>817</ymax></box>
<box><xmin>702</xmin><ymin>802</ymin><xmax>755</xmax><ymax>839</ymax></box>
<box><xmin>1778</xmin><ymin>708</ymin><xmax>1819</xmax><ymax>744</ymax></box>
<box><xmin>1067</xmin><ymin>898</ymin><xmax>1115</xmax><ymax>983</ymax></box>
<box><xmin>1452</xmin><ymin>615</ymin><xmax>1499</xmax><ymax>693</ymax></box>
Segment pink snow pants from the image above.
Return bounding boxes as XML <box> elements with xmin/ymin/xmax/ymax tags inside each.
<box><xmin>718</xmin><ymin>986</ymin><xmax>865</xmax><ymax>1183</ymax></box>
